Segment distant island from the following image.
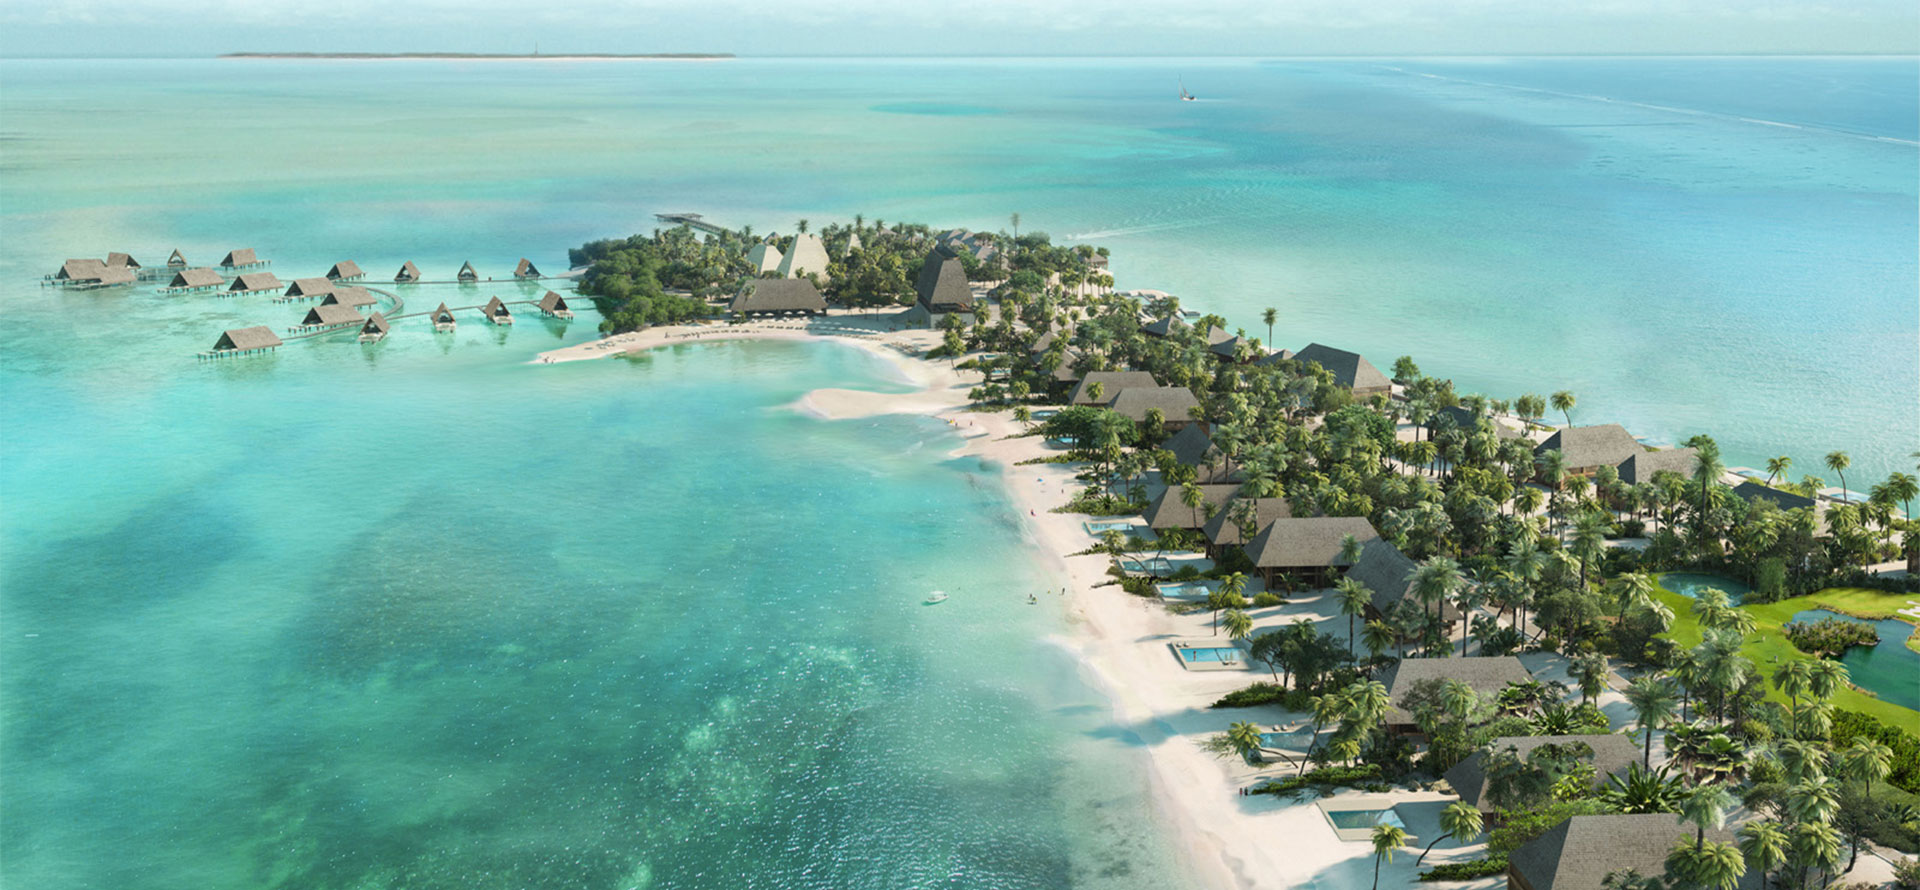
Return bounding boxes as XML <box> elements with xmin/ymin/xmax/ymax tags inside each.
<box><xmin>220</xmin><ymin>52</ymin><xmax>733</xmax><ymax>60</ymax></box>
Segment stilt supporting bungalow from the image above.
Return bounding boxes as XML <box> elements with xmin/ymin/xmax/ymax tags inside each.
<box><xmin>292</xmin><ymin>304</ymin><xmax>366</xmax><ymax>334</ymax></box>
<box><xmin>395</xmin><ymin>261</ymin><xmax>421</xmax><ymax>283</ymax></box>
<box><xmin>161</xmin><ymin>267</ymin><xmax>227</xmax><ymax>294</ymax></box>
<box><xmin>326</xmin><ymin>261</ymin><xmax>365</xmax><ymax>282</ymax></box>
<box><xmin>277</xmin><ymin>278</ymin><xmax>336</xmax><ymax>302</ymax></box>
<box><xmin>219</xmin><ymin>249</ymin><xmax>267</xmax><ymax>270</ymax></box>
<box><xmin>358</xmin><ymin>312</ymin><xmax>391</xmax><ymax>343</ymax></box>
<box><xmin>482</xmin><ymin>296</ymin><xmax>514</xmax><ymax>325</ymax></box>
<box><xmin>536</xmin><ymin>290</ymin><xmax>573</xmax><ymax>319</ymax></box>
<box><xmin>431</xmin><ymin>302</ymin><xmax>457</xmax><ymax>332</ymax></box>
<box><xmin>47</xmin><ymin>258</ymin><xmax>136</xmax><ymax>288</ymax></box>
<box><xmin>201</xmin><ymin>325</ymin><xmax>283</xmax><ymax>359</ymax></box>
<box><xmin>167</xmin><ymin>249</ymin><xmax>189</xmax><ymax>269</ymax></box>
<box><xmin>227</xmin><ymin>272</ymin><xmax>283</xmax><ymax>296</ymax></box>
<box><xmin>514</xmin><ymin>258</ymin><xmax>541</xmax><ymax>279</ymax></box>
<box><xmin>319</xmin><ymin>287</ymin><xmax>376</xmax><ymax>310</ymax></box>
<box><xmin>458</xmin><ymin>261</ymin><xmax>479</xmax><ymax>283</ymax></box>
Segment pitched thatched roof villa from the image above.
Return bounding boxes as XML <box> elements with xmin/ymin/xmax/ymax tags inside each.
<box><xmin>1375</xmin><ymin>656</ymin><xmax>1533</xmax><ymax>731</ymax></box>
<box><xmin>228</xmin><ymin>272</ymin><xmax>283</xmax><ymax>294</ymax></box>
<box><xmin>903</xmin><ymin>250</ymin><xmax>975</xmax><ymax>326</ymax></box>
<box><xmin>537</xmin><ymin>290</ymin><xmax>574</xmax><ymax>319</ymax></box>
<box><xmin>106</xmin><ymin>252</ymin><xmax>141</xmax><ymax>270</ymax></box>
<box><xmin>1143</xmin><ymin>483</ymin><xmax>1240</xmax><ymax>532</ymax></box>
<box><xmin>1444</xmin><ymin>735</ymin><xmax>1641</xmax><ymax>816</ymax></box>
<box><xmin>165</xmin><ymin>267</ymin><xmax>226</xmax><ymax>292</ymax></box>
<box><xmin>1614</xmin><ymin>447</ymin><xmax>1700</xmax><ymax>485</ymax></box>
<box><xmin>1293</xmin><ymin>343</ymin><xmax>1391</xmax><ymax>398</ymax></box>
<box><xmin>745</xmin><ymin>242</ymin><xmax>783</xmax><ymax>275</ymax></box>
<box><xmin>776</xmin><ymin>233</ymin><xmax>830</xmax><ymax>279</ymax></box>
<box><xmin>1069</xmin><ymin>371</ymin><xmax>1159</xmax><ymax>406</ymax></box>
<box><xmin>282</xmin><ymin>277</ymin><xmax>335</xmax><ymax>300</ymax></box>
<box><xmin>219</xmin><ymin>248</ymin><xmax>265</xmax><ymax>269</ymax></box>
<box><xmin>1340</xmin><ymin>536</ymin><xmax>1452</xmax><ymax>620</ymax></box>
<box><xmin>207</xmin><ymin>326</ymin><xmax>282</xmax><ymax>357</ymax></box>
<box><xmin>1109</xmin><ymin>386</ymin><xmax>1202</xmax><ymax>429</ymax></box>
<box><xmin>482</xmin><ymin>296</ymin><xmax>513</xmax><ymax>325</ymax></box>
<box><xmin>320</xmin><ymin>287</ymin><xmax>376</xmax><ymax>309</ymax></box>
<box><xmin>1535</xmin><ymin>424</ymin><xmax>1644</xmax><ymax>476</ymax></box>
<box><xmin>1201</xmin><ymin>497</ymin><xmax>1292</xmax><ymax>557</ymax></box>
<box><xmin>298</xmin><ymin>304</ymin><xmax>365</xmax><ymax>330</ymax></box>
<box><xmin>730</xmin><ymin>279</ymin><xmax>825</xmax><ymax>317</ymax></box>
<box><xmin>53</xmin><ymin>258</ymin><xmax>134</xmax><ymax>287</ymax></box>
<box><xmin>514</xmin><ymin>258</ymin><xmax>542</xmax><ymax>279</ymax></box>
<box><xmin>395</xmin><ymin>261</ymin><xmax>422</xmax><ymax>283</ymax></box>
<box><xmin>326</xmin><ymin>261</ymin><xmax>365</xmax><ymax>281</ymax></box>
<box><xmin>458</xmin><ymin>261</ymin><xmax>479</xmax><ymax>283</ymax></box>
<box><xmin>1163</xmin><ymin>424</ymin><xmax>1236</xmax><ymax>482</ymax></box>
<box><xmin>167</xmin><ymin>249</ymin><xmax>189</xmax><ymax>268</ymax></box>
<box><xmin>1242</xmin><ymin>516</ymin><xmax>1379</xmax><ymax>589</ymax></box>
<box><xmin>1140</xmin><ymin>314</ymin><xmax>1187</xmax><ymax>338</ymax></box>
<box><xmin>1429</xmin><ymin>405</ymin><xmax>1521</xmax><ymax>440</ymax></box>
<box><xmin>1508</xmin><ymin>814</ymin><xmax>1757</xmax><ymax>890</ymax></box>
<box><xmin>431</xmin><ymin>302</ymin><xmax>457</xmax><ymax>332</ymax></box>
<box><xmin>358</xmin><ymin>312</ymin><xmax>391</xmax><ymax>342</ymax></box>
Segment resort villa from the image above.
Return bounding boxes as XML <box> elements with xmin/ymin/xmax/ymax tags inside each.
<box><xmin>1109</xmin><ymin>386</ymin><xmax>1202</xmax><ymax>431</ymax></box>
<box><xmin>514</xmin><ymin>258</ymin><xmax>542</xmax><ymax>279</ymax></box>
<box><xmin>1443</xmin><ymin>734</ymin><xmax>1641</xmax><ymax>818</ymax></box>
<box><xmin>1612</xmin><ymin>447</ymin><xmax>1699</xmax><ymax>485</ymax></box>
<box><xmin>776</xmin><ymin>233</ymin><xmax>830</xmax><ymax>279</ymax></box>
<box><xmin>165</xmin><ymin>267</ymin><xmax>226</xmax><ymax>293</ymax></box>
<box><xmin>745</xmin><ymin>241</ymin><xmax>782</xmax><ymax>274</ymax></box>
<box><xmin>431</xmin><ymin>302</ymin><xmax>456</xmax><ymax>332</ymax></box>
<box><xmin>1163</xmin><ymin>424</ymin><xmax>1235</xmax><ymax>483</ymax></box>
<box><xmin>228</xmin><ymin>272</ymin><xmax>282</xmax><ymax>295</ymax></box>
<box><xmin>1143</xmin><ymin>483</ymin><xmax>1240</xmax><ymax>533</ymax></box>
<box><xmin>357</xmin><ymin>312</ymin><xmax>390</xmax><ymax>342</ymax></box>
<box><xmin>218</xmin><ymin>248</ymin><xmax>264</xmax><ymax>269</ymax></box>
<box><xmin>326</xmin><ymin>261</ymin><xmax>364</xmax><ymax>281</ymax></box>
<box><xmin>537</xmin><ymin>291</ymin><xmax>574</xmax><ymax>319</ymax></box>
<box><xmin>394</xmin><ymin>261</ymin><xmax>422</xmax><ymax>283</ymax></box>
<box><xmin>1375</xmin><ymin>656</ymin><xmax>1534</xmax><ymax>733</ymax></box>
<box><xmin>902</xmin><ymin>251</ymin><xmax>975</xmax><ymax>327</ymax></box>
<box><xmin>1240</xmin><ymin>516</ymin><xmax>1380</xmax><ymax>590</ymax></box>
<box><xmin>730</xmin><ymin>278</ymin><xmax>826</xmax><ymax>318</ymax></box>
<box><xmin>1292</xmin><ymin>343</ymin><xmax>1392</xmax><ymax>399</ymax></box>
<box><xmin>319</xmin><ymin>287</ymin><xmax>376</xmax><ymax>310</ymax></box>
<box><xmin>1429</xmin><ymin>405</ymin><xmax>1523</xmax><ymax>440</ymax></box>
<box><xmin>1200</xmin><ymin>496</ymin><xmax>1291</xmax><ymax>559</ymax></box>
<box><xmin>298</xmin><ymin>304</ymin><xmax>365</xmax><ymax>331</ymax></box>
<box><xmin>282</xmin><ymin>277</ymin><xmax>335</xmax><ymax>300</ymax></box>
<box><xmin>1534</xmin><ymin>424</ymin><xmax>1645</xmax><ymax>477</ymax></box>
<box><xmin>482</xmin><ymin>296</ymin><xmax>513</xmax><ymax>325</ymax></box>
<box><xmin>1338</xmin><ymin>536</ymin><xmax>1452</xmax><ymax>620</ymax></box>
<box><xmin>1508</xmin><ymin>814</ymin><xmax>1759</xmax><ymax>890</ymax></box>
<box><xmin>206</xmin><ymin>326</ymin><xmax>282</xmax><ymax>357</ymax></box>
<box><xmin>53</xmin><ymin>258</ymin><xmax>134</xmax><ymax>287</ymax></box>
<box><xmin>1070</xmin><ymin>371</ymin><xmax>1160</xmax><ymax>405</ymax></box>
<box><xmin>458</xmin><ymin>261</ymin><xmax>479</xmax><ymax>283</ymax></box>
<box><xmin>106</xmin><ymin>252</ymin><xmax>140</xmax><ymax>271</ymax></box>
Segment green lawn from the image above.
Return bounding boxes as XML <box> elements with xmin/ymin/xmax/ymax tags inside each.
<box><xmin>1652</xmin><ymin>577</ymin><xmax>1920</xmax><ymax>728</ymax></box>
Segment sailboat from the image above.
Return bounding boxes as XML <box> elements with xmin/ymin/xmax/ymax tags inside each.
<box><xmin>1179</xmin><ymin>78</ymin><xmax>1197</xmax><ymax>102</ymax></box>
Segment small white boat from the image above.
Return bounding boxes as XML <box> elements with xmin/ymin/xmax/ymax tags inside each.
<box><xmin>925</xmin><ymin>592</ymin><xmax>949</xmax><ymax>605</ymax></box>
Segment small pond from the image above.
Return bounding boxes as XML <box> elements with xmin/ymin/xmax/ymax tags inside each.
<box><xmin>1662</xmin><ymin>572</ymin><xmax>1753</xmax><ymax>606</ymax></box>
<box><xmin>1789</xmin><ymin>609</ymin><xmax>1920</xmax><ymax>712</ymax></box>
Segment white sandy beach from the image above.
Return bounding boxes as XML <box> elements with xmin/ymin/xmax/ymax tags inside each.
<box><xmin>535</xmin><ymin>321</ymin><xmax>1499</xmax><ymax>890</ymax></box>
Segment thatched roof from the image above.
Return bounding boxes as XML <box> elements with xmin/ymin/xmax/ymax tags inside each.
<box><xmin>1140</xmin><ymin>315</ymin><xmax>1186</xmax><ymax>338</ymax></box>
<box><xmin>170</xmin><ymin>268</ymin><xmax>225</xmax><ymax>288</ymax></box>
<box><xmin>96</xmin><ymin>266</ymin><xmax>136</xmax><ymax>286</ymax></box>
<box><xmin>1537</xmin><ymin>424</ymin><xmax>1642</xmax><ymax>470</ymax></box>
<box><xmin>514</xmin><ymin>257</ymin><xmax>541</xmax><ymax>278</ymax></box>
<box><xmin>1143</xmin><ymin>483</ymin><xmax>1240</xmax><ymax>531</ymax></box>
<box><xmin>326</xmin><ymin>261</ymin><xmax>363</xmax><ymax>280</ymax></box>
<box><xmin>1509</xmin><ymin>814</ymin><xmax>1754</xmax><ymax>890</ymax></box>
<box><xmin>395</xmin><ymin>261</ymin><xmax>421</xmax><ymax>282</ymax></box>
<box><xmin>777</xmin><ymin>233</ymin><xmax>830</xmax><ymax>278</ymax></box>
<box><xmin>213</xmin><ymin>326</ymin><xmax>282</xmax><ymax>351</ymax></box>
<box><xmin>745</xmin><ymin>242</ymin><xmax>783</xmax><ymax>274</ymax></box>
<box><xmin>458</xmin><ymin>261</ymin><xmax>478</xmax><ymax>281</ymax></box>
<box><xmin>1430</xmin><ymin>405</ymin><xmax>1521</xmax><ymax>440</ymax></box>
<box><xmin>1343</xmin><ymin>536</ymin><xmax>1423</xmax><ymax>617</ymax></box>
<box><xmin>1255</xmin><ymin>348</ymin><xmax>1296</xmax><ymax>366</ymax></box>
<box><xmin>230</xmin><ymin>272</ymin><xmax>282</xmax><ymax>292</ymax></box>
<box><xmin>1294</xmin><ymin>343</ymin><xmax>1391</xmax><ymax>392</ymax></box>
<box><xmin>285</xmin><ymin>277</ymin><xmax>335</xmax><ymax>297</ymax></box>
<box><xmin>538</xmin><ymin>290</ymin><xmax>571</xmax><ymax>313</ymax></box>
<box><xmin>1202</xmin><ymin>497</ymin><xmax>1293</xmax><ymax>547</ymax></box>
<box><xmin>1109</xmin><ymin>386</ymin><xmax>1201</xmax><ymax>424</ymax></box>
<box><xmin>432</xmin><ymin>302</ymin><xmax>455</xmax><ymax>323</ymax></box>
<box><xmin>1376</xmin><ymin>656</ymin><xmax>1533</xmax><ymax>724</ymax></box>
<box><xmin>1068</xmin><ymin>371</ymin><xmax>1158</xmax><ymax>406</ymax></box>
<box><xmin>167</xmin><ymin>249</ymin><xmax>188</xmax><ymax>267</ymax></box>
<box><xmin>483</xmin><ymin>295</ymin><xmax>510</xmax><ymax>317</ymax></box>
<box><xmin>1444</xmin><ymin>735</ymin><xmax>1641</xmax><ymax>813</ymax></box>
<box><xmin>321</xmin><ymin>287</ymin><xmax>375</xmax><ymax>309</ymax></box>
<box><xmin>1243</xmin><ymin>516</ymin><xmax>1379</xmax><ymax>570</ymax></box>
<box><xmin>360</xmin><ymin>312</ymin><xmax>390</xmax><ymax>335</ymax></box>
<box><xmin>1050</xmin><ymin>348</ymin><xmax>1084</xmax><ymax>383</ymax></box>
<box><xmin>914</xmin><ymin>251</ymin><xmax>972</xmax><ymax>311</ymax></box>
<box><xmin>1164</xmin><ymin>423</ymin><xmax>1219</xmax><ymax>468</ymax></box>
<box><xmin>731</xmin><ymin>278</ymin><xmax>825</xmax><ymax>314</ymax></box>
<box><xmin>1733</xmin><ymin>481</ymin><xmax>1816</xmax><ymax>511</ymax></box>
<box><xmin>1029</xmin><ymin>329</ymin><xmax>1062</xmax><ymax>355</ymax></box>
<box><xmin>1615</xmin><ymin>448</ymin><xmax>1699</xmax><ymax>485</ymax></box>
<box><xmin>220</xmin><ymin>248</ymin><xmax>258</xmax><ymax>266</ymax></box>
<box><xmin>106</xmin><ymin>252</ymin><xmax>140</xmax><ymax>268</ymax></box>
<box><xmin>1208</xmin><ymin>331</ymin><xmax>1253</xmax><ymax>359</ymax></box>
<box><xmin>301</xmin><ymin>304</ymin><xmax>364</xmax><ymax>327</ymax></box>
<box><xmin>59</xmin><ymin>258</ymin><xmax>108</xmax><ymax>281</ymax></box>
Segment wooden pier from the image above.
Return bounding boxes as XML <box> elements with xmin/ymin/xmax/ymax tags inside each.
<box><xmin>655</xmin><ymin>212</ymin><xmax>732</xmax><ymax>237</ymax></box>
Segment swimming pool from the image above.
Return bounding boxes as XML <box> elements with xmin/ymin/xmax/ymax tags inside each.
<box><xmin>1662</xmin><ymin>572</ymin><xmax>1753</xmax><ymax>606</ymax></box>
<box><xmin>1260</xmin><ymin>729</ymin><xmax>1315</xmax><ymax>749</ymax></box>
<box><xmin>1325</xmin><ymin>808</ymin><xmax>1406</xmax><ymax>831</ymax></box>
<box><xmin>1156</xmin><ymin>581</ymin><xmax>1213</xmax><ymax>600</ymax></box>
<box><xmin>1084</xmin><ymin>520</ymin><xmax>1139</xmax><ymax>535</ymax></box>
<box><xmin>1178</xmin><ymin>647</ymin><xmax>1242</xmax><ymax>664</ymax></box>
<box><xmin>1120</xmin><ymin>558</ymin><xmax>1173</xmax><ymax>575</ymax></box>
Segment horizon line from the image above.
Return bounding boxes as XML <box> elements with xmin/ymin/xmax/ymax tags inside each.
<box><xmin>4</xmin><ymin>50</ymin><xmax>1918</xmax><ymax>61</ymax></box>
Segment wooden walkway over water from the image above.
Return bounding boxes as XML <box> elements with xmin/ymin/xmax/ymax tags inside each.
<box><xmin>655</xmin><ymin>213</ymin><xmax>732</xmax><ymax>237</ymax></box>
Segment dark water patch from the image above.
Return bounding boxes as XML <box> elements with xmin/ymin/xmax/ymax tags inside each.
<box><xmin>1790</xmin><ymin>609</ymin><xmax>1920</xmax><ymax>711</ymax></box>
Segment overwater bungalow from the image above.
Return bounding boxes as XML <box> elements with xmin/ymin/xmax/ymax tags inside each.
<box><xmin>537</xmin><ymin>290</ymin><xmax>574</xmax><ymax>319</ymax></box>
<box><xmin>166</xmin><ymin>249</ymin><xmax>189</xmax><ymax>269</ymax></box>
<box><xmin>1445</xmin><ymin>735</ymin><xmax>1640</xmax><ymax>818</ymax></box>
<box><xmin>219</xmin><ymin>248</ymin><xmax>266</xmax><ymax>269</ymax></box>
<box><xmin>54</xmin><ymin>258</ymin><xmax>108</xmax><ymax>283</ymax></box>
<box><xmin>1508</xmin><ymin>814</ymin><xmax>1758</xmax><ymax>890</ymax></box>
<box><xmin>281</xmin><ymin>277</ymin><xmax>335</xmax><ymax>300</ymax></box>
<box><xmin>1068</xmin><ymin>371</ymin><xmax>1158</xmax><ymax>406</ymax></box>
<box><xmin>1293</xmin><ymin>343</ymin><xmax>1391</xmax><ymax>399</ymax></box>
<box><xmin>482</xmin><ymin>296</ymin><xmax>513</xmax><ymax>325</ymax></box>
<box><xmin>777</xmin><ymin>233</ymin><xmax>831</xmax><ymax>279</ymax></box>
<box><xmin>358</xmin><ymin>312</ymin><xmax>391</xmax><ymax>342</ymax></box>
<box><xmin>431</xmin><ymin>302</ymin><xmax>457</xmax><ymax>332</ymax></box>
<box><xmin>95</xmin><ymin>266</ymin><xmax>137</xmax><ymax>286</ymax></box>
<box><xmin>164</xmin><ymin>267</ymin><xmax>226</xmax><ymax>293</ymax></box>
<box><xmin>458</xmin><ymin>261</ymin><xmax>479</xmax><ymax>283</ymax></box>
<box><xmin>1143</xmin><ymin>483</ymin><xmax>1240</xmax><ymax>533</ymax></box>
<box><xmin>326</xmin><ymin>261</ymin><xmax>365</xmax><ymax>281</ymax></box>
<box><xmin>514</xmin><ymin>258</ymin><xmax>541</xmax><ymax>279</ymax></box>
<box><xmin>729</xmin><ymin>279</ymin><xmax>824</xmax><ymax>318</ymax></box>
<box><xmin>1535</xmin><ymin>424</ymin><xmax>1643</xmax><ymax>477</ymax></box>
<box><xmin>1200</xmin><ymin>497</ymin><xmax>1291</xmax><ymax>558</ymax></box>
<box><xmin>106</xmin><ymin>252</ymin><xmax>141</xmax><ymax>271</ymax></box>
<box><xmin>394</xmin><ymin>261</ymin><xmax>422</xmax><ymax>283</ymax></box>
<box><xmin>1241</xmin><ymin>516</ymin><xmax>1379</xmax><ymax>590</ymax></box>
<box><xmin>320</xmin><ymin>287</ymin><xmax>376</xmax><ymax>310</ymax></box>
<box><xmin>902</xmin><ymin>251</ymin><xmax>973</xmax><ymax>326</ymax></box>
<box><xmin>296</xmin><ymin>304</ymin><xmax>364</xmax><ymax>331</ymax></box>
<box><xmin>1376</xmin><ymin>656</ymin><xmax>1533</xmax><ymax>733</ymax></box>
<box><xmin>205</xmin><ymin>325</ymin><xmax>282</xmax><ymax>358</ymax></box>
<box><xmin>745</xmin><ymin>242</ymin><xmax>783</xmax><ymax>274</ymax></box>
<box><xmin>228</xmin><ymin>272</ymin><xmax>283</xmax><ymax>295</ymax></box>
<box><xmin>1109</xmin><ymin>386</ymin><xmax>1201</xmax><ymax>430</ymax></box>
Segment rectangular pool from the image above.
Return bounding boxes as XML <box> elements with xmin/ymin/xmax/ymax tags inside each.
<box><xmin>1178</xmin><ymin>647</ymin><xmax>1242</xmax><ymax>664</ymax></box>
<box><xmin>1120</xmin><ymin>558</ymin><xmax>1173</xmax><ymax>574</ymax></box>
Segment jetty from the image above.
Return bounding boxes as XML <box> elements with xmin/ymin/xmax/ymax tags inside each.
<box><xmin>654</xmin><ymin>213</ymin><xmax>731</xmax><ymax>237</ymax></box>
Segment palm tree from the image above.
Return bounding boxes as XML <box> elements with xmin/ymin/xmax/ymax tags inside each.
<box><xmin>1610</xmin><ymin>571</ymin><xmax>1656</xmax><ymax>624</ymax></box>
<box><xmin>1538</xmin><ymin>450</ymin><xmax>1569</xmax><ymax>534</ymax></box>
<box><xmin>1009</xmin><ymin>212</ymin><xmax>1020</xmax><ymax>242</ymax></box>
<box><xmin>1666</xmin><ymin>838</ymin><xmax>1746</xmax><ymax>890</ymax></box>
<box><xmin>1839</xmin><ymin>738</ymin><xmax>1893</xmax><ymax>872</ymax></box>
<box><xmin>1261</xmin><ymin>306</ymin><xmax>1277</xmax><ymax>345</ymax></box>
<box><xmin>1181</xmin><ymin>481</ymin><xmax>1206</xmax><ymax>529</ymax></box>
<box><xmin>1883</xmin><ymin>471</ymin><xmax>1919</xmax><ymax>523</ymax></box>
<box><xmin>1361</xmin><ymin>619</ymin><xmax>1394</xmax><ymax>663</ymax></box>
<box><xmin>1224</xmin><ymin>608</ymin><xmax>1254</xmax><ymax>642</ymax></box>
<box><xmin>1765</xmin><ymin>456</ymin><xmax>1793</xmax><ymax>488</ymax></box>
<box><xmin>1790</xmin><ymin>820</ymin><xmax>1842</xmax><ymax>889</ymax></box>
<box><xmin>1409</xmin><ymin>556</ymin><xmax>1465</xmax><ymax>652</ymax></box>
<box><xmin>796</xmin><ymin>218</ymin><xmax>809</xmax><ymax>234</ymax></box>
<box><xmin>1624</xmin><ymin>676</ymin><xmax>1678</xmax><ymax>768</ymax></box>
<box><xmin>1680</xmin><ymin>784</ymin><xmax>1735</xmax><ymax>852</ymax></box>
<box><xmin>1335</xmin><ymin>577</ymin><xmax>1370</xmax><ymax>658</ymax></box>
<box><xmin>1571</xmin><ymin>511</ymin><xmax>1608</xmax><ymax>588</ymax></box>
<box><xmin>1737</xmin><ymin>820</ymin><xmax>1789</xmax><ymax>890</ymax></box>
<box><xmin>1551</xmin><ymin>390</ymin><xmax>1577</xmax><ymax>427</ymax></box>
<box><xmin>1415</xmin><ymin>801</ymin><xmax>1483</xmax><ymax>865</ymax></box>
<box><xmin>1824</xmin><ymin>451</ymin><xmax>1851</xmax><ymax>502</ymax></box>
<box><xmin>1227</xmin><ymin>720</ymin><xmax>1264</xmax><ymax>763</ymax></box>
<box><xmin>1569</xmin><ymin>652</ymin><xmax>1609</xmax><ymax>705</ymax></box>
<box><xmin>1371</xmin><ymin>824</ymin><xmax>1408</xmax><ymax>890</ymax></box>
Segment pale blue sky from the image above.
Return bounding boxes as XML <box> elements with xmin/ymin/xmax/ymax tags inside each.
<box><xmin>2</xmin><ymin>0</ymin><xmax>1916</xmax><ymax>57</ymax></box>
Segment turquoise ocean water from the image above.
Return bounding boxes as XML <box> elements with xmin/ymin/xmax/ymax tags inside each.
<box><xmin>1</xmin><ymin>56</ymin><xmax>1915</xmax><ymax>887</ymax></box>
